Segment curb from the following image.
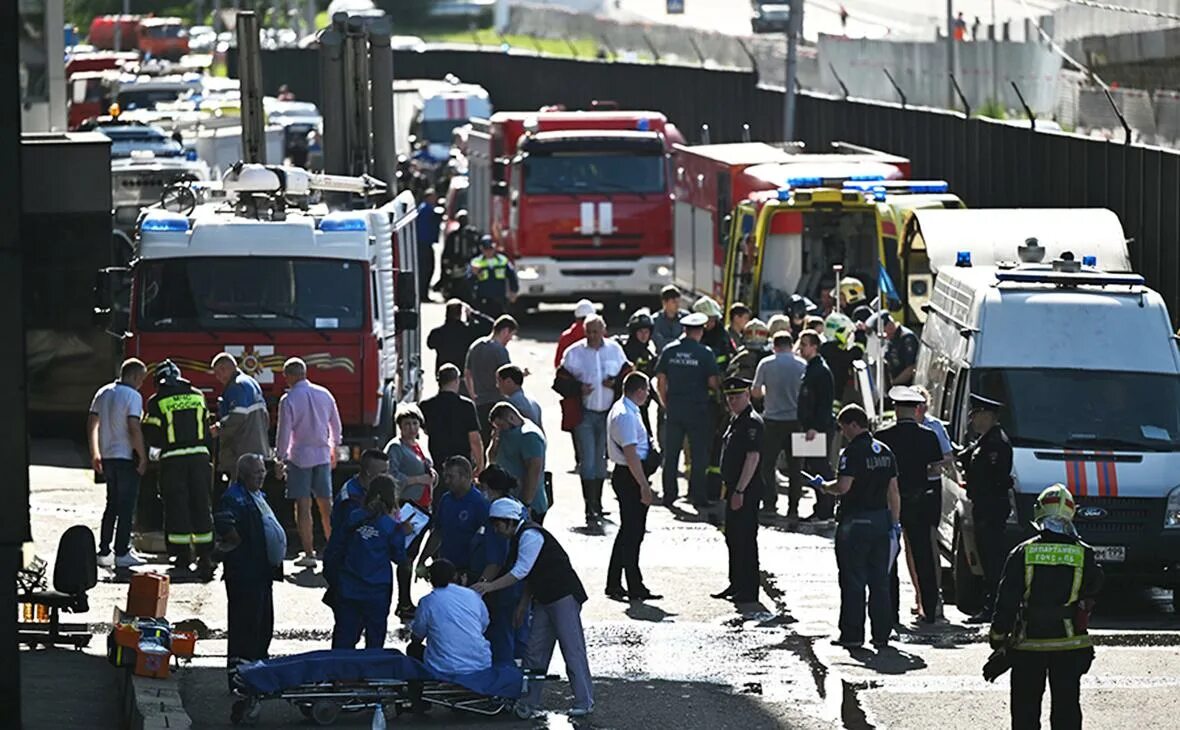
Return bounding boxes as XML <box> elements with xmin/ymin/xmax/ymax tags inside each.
<box><xmin>117</xmin><ymin>667</ymin><xmax>193</xmax><ymax>730</ymax></box>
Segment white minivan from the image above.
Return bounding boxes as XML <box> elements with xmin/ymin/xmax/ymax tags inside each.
<box><xmin>918</xmin><ymin>248</ymin><xmax>1180</xmax><ymax>613</ymax></box>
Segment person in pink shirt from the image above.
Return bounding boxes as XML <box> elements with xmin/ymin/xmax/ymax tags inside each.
<box><xmin>276</xmin><ymin>357</ymin><xmax>343</xmax><ymax>568</ymax></box>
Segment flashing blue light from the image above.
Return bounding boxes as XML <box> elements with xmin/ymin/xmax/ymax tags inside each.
<box><xmin>776</xmin><ymin>188</ymin><xmax>792</xmax><ymax>201</ymax></box>
<box><xmin>848</xmin><ymin>174</ymin><xmax>886</xmax><ymax>182</ymax></box>
<box><xmin>636</xmin><ymin>117</ymin><xmax>651</xmax><ymax>131</ymax></box>
<box><xmin>141</xmin><ymin>216</ymin><xmax>189</xmax><ymax>233</ymax></box>
<box><xmin>910</xmin><ymin>181</ymin><xmax>949</xmax><ymax>193</ymax></box>
<box><xmin>185</xmin><ymin>148</ymin><xmax>198</xmax><ymax>161</ymax></box>
<box><xmin>1083</xmin><ymin>255</ymin><xmax>1097</xmax><ymax>267</ymax></box>
<box><xmin>319</xmin><ymin>216</ymin><xmax>367</xmax><ymax>232</ymax></box>
<box><xmin>871</xmin><ymin>185</ymin><xmax>887</xmax><ymax>202</ymax></box>
<box><xmin>956</xmin><ymin>251</ymin><xmax>972</xmax><ymax>267</ymax></box>
<box><xmin>786</xmin><ymin>176</ymin><xmax>823</xmax><ymax>188</ymax></box>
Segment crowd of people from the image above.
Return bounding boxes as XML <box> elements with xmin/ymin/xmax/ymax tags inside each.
<box><xmin>82</xmin><ymin>263</ymin><xmax>1099</xmax><ymax>723</ymax></box>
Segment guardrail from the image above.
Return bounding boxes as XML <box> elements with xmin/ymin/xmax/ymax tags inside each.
<box><xmin>235</xmin><ymin>46</ymin><xmax>1180</xmax><ymax>322</ymax></box>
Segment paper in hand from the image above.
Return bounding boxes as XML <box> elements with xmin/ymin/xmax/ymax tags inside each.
<box><xmin>397</xmin><ymin>503</ymin><xmax>430</xmax><ymax>549</ymax></box>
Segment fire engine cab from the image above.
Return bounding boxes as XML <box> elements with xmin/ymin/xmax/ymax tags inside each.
<box><xmin>105</xmin><ymin>164</ymin><xmax>422</xmax><ymax>464</ymax></box>
<box><xmin>467</xmin><ymin>109</ymin><xmax>684</xmax><ymax>305</ymax></box>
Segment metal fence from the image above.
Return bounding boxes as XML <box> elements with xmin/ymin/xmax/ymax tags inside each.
<box><xmin>238</xmin><ymin>47</ymin><xmax>1180</xmax><ymax>321</ymax></box>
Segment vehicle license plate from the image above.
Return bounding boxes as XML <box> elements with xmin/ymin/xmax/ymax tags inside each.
<box><xmin>1094</xmin><ymin>546</ymin><xmax>1126</xmax><ymax>563</ymax></box>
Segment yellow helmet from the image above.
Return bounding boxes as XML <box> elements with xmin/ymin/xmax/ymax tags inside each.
<box><xmin>839</xmin><ymin>277</ymin><xmax>866</xmax><ymax>304</ymax></box>
<box><xmin>824</xmin><ymin>312</ymin><xmax>856</xmax><ymax>350</ymax></box>
<box><xmin>693</xmin><ymin>296</ymin><xmax>723</xmax><ymax>319</ymax></box>
<box><xmin>1033</xmin><ymin>484</ymin><xmax>1076</xmax><ymax>523</ymax></box>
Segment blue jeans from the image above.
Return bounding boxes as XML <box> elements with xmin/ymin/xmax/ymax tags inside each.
<box><xmin>99</xmin><ymin>458</ymin><xmax>139</xmax><ymax>557</ymax></box>
<box><xmin>834</xmin><ymin>509</ymin><xmax>893</xmax><ymax>644</ymax></box>
<box><xmin>574</xmin><ymin>409</ymin><xmax>609</xmax><ymax>480</ymax></box>
<box><xmin>662</xmin><ymin>408</ymin><xmax>713</xmax><ymax>503</ymax></box>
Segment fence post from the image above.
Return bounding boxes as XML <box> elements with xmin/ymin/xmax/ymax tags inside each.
<box><xmin>643</xmin><ymin>32</ymin><xmax>661</xmax><ymax>64</ymax></box>
<box><xmin>1010</xmin><ymin>80</ymin><xmax>1035</xmax><ymax>129</ymax></box>
<box><xmin>688</xmin><ymin>36</ymin><xmax>707</xmax><ymax>67</ymax></box>
<box><xmin>949</xmin><ymin>72</ymin><xmax>970</xmax><ymax>117</ymax></box>
<box><xmin>742</xmin><ymin>123</ymin><xmax>751</xmax><ymax>142</ymax></box>
<box><xmin>883</xmin><ymin>68</ymin><xmax>906</xmax><ymax>108</ymax></box>
<box><xmin>1102</xmin><ymin>87</ymin><xmax>1133</xmax><ymax>145</ymax></box>
<box><xmin>736</xmin><ymin>37</ymin><xmax>759</xmax><ymax>80</ymax></box>
<box><xmin>829</xmin><ymin>62</ymin><xmax>849</xmax><ymax>99</ymax></box>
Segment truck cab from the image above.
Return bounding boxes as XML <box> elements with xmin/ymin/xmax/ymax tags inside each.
<box><xmin>918</xmin><ymin>251</ymin><xmax>1180</xmax><ymax>612</ymax></box>
<box><xmin>468</xmin><ymin>110</ymin><xmax>681</xmax><ymax>305</ymax></box>
<box><xmin>108</xmin><ymin>165</ymin><xmax>422</xmax><ymax>467</ymax></box>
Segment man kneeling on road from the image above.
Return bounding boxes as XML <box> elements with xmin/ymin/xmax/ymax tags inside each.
<box><xmin>409</xmin><ymin>559</ymin><xmax>493</xmax><ymax>676</ymax></box>
<box><xmin>473</xmin><ymin>498</ymin><xmax>594</xmax><ymax>719</ymax></box>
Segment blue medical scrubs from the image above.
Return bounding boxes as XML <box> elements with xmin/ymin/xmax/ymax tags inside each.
<box><xmin>434</xmin><ymin>487</ymin><xmax>491</xmax><ymax>576</ymax></box>
<box><xmin>478</xmin><ymin>506</ymin><xmax>531</xmax><ymax>665</ymax></box>
<box><xmin>331</xmin><ymin>507</ymin><xmax>407</xmax><ymax>649</ymax></box>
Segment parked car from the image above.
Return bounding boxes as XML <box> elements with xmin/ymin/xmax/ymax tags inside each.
<box><xmin>751</xmin><ymin>3</ymin><xmax>791</xmax><ymax>34</ymax></box>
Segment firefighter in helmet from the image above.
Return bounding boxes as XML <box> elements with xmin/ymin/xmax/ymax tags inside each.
<box><xmin>694</xmin><ymin>296</ymin><xmax>735</xmax><ymax>503</ymax></box>
<box><xmin>988</xmin><ymin>484</ymin><xmax>1103</xmax><ymax>729</ymax></box>
<box><xmin>616</xmin><ymin>307</ymin><xmax>658</xmax><ymax>433</ymax></box>
<box><xmin>142</xmin><ymin>360</ymin><xmax>216</xmax><ymax>581</ymax></box>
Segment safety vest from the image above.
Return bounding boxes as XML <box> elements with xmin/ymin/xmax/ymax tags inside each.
<box><xmin>471</xmin><ymin>254</ymin><xmax>509</xmax><ymax>282</ymax></box>
<box><xmin>1014</xmin><ymin>542</ymin><xmax>1092</xmax><ymax>652</ymax></box>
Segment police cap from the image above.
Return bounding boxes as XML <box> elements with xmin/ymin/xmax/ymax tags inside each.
<box><xmin>722</xmin><ymin>376</ymin><xmax>752</xmax><ymax>395</ymax></box>
<box><xmin>968</xmin><ymin>393</ymin><xmax>1003</xmax><ymax>413</ymax></box>
<box><xmin>888</xmin><ymin>385</ymin><xmax>925</xmax><ymax>405</ymax></box>
<box><xmin>682</xmin><ymin>312</ymin><xmax>708</xmax><ymax>328</ymax></box>
<box><xmin>479</xmin><ymin>234</ymin><xmax>495</xmax><ymax>248</ymax></box>
<box><xmin>865</xmin><ymin>310</ymin><xmax>895</xmax><ymax>330</ymax></box>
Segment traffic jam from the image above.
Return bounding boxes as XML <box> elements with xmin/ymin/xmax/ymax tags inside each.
<box><xmin>15</xmin><ymin>5</ymin><xmax>1180</xmax><ymax>730</ymax></box>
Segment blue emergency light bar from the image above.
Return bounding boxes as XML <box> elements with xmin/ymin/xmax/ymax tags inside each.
<box><xmin>636</xmin><ymin>118</ymin><xmax>651</xmax><ymax>131</ymax></box>
<box><xmin>319</xmin><ymin>216</ymin><xmax>367</xmax><ymax>232</ymax></box>
<box><xmin>843</xmin><ymin>180</ymin><xmax>950</xmax><ymax>195</ymax></box>
<box><xmin>141</xmin><ymin>216</ymin><xmax>189</xmax><ymax>232</ymax></box>
<box><xmin>1083</xmin><ymin>255</ymin><xmax>1097</xmax><ymax>267</ymax></box>
<box><xmin>956</xmin><ymin>251</ymin><xmax>972</xmax><ymax>267</ymax></box>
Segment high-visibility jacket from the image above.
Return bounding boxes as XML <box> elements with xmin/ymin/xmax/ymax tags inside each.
<box><xmin>989</xmin><ymin>531</ymin><xmax>1104</xmax><ymax>652</ymax></box>
<box><xmin>143</xmin><ymin>379</ymin><xmax>211</xmax><ymax>459</ymax></box>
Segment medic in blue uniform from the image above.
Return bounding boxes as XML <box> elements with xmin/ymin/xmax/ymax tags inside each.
<box><xmin>476</xmin><ymin>465</ymin><xmax>531</xmax><ymax>664</ymax></box>
<box><xmin>327</xmin><ymin>475</ymin><xmax>409</xmax><ymax>649</ymax></box>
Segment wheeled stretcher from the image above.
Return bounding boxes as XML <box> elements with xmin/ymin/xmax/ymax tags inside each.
<box><xmin>229</xmin><ymin>648</ymin><xmax>542</xmax><ymax>725</ymax></box>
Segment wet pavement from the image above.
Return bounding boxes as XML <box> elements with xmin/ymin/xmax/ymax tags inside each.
<box><xmin>21</xmin><ymin>299</ymin><xmax>1180</xmax><ymax>728</ymax></box>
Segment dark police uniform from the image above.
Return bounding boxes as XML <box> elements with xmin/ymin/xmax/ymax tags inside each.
<box><xmin>143</xmin><ymin>368</ymin><xmax>215</xmax><ymax>571</ymax></box>
<box><xmin>990</xmin><ymin>529</ymin><xmax>1103</xmax><ymax>729</ymax></box>
<box><xmin>653</xmin><ymin>327</ymin><xmax>719</xmax><ymax>506</ymax></box>
<box><xmin>834</xmin><ymin>430</ymin><xmax>898</xmax><ymax>646</ymax></box>
<box><xmin>719</xmin><ymin>378</ymin><xmax>764</xmax><ymax>602</ymax></box>
<box><xmin>467</xmin><ymin>244</ymin><xmax>519</xmax><ymax>317</ymax></box>
<box><xmin>798</xmin><ymin>353</ymin><xmax>836</xmax><ymax>519</ymax></box>
<box><xmin>875</xmin><ymin>411</ymin><xmax>944</xmax><ymax>624</ymax></box>
<box><xmin>883</xmin><ymin>324</ymin><xmax>921</xmax><ymax>386</ymax></box>
<box><xmin>959</xmin><ymin>395</ymin><xmax>1014</xmax><ymax>620</ymax></box>
<box><xmin>701</xmin><ymin>325</ymin><xmax>736</xmax><ymax>500</ymax></box>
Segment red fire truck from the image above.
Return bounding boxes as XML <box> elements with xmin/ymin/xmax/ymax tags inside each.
<box><xmin>102</xmin><ymin>166</ymin><xmax>423</xmax><ymax>467</ymax></box>
<box><xmin>671</xmin><ymin>141</ymin><xmax>911</xmax><ymax>310</ymax></box>
<box><xmin>467</xmin><ymin>109</ymin><xmax>685</xmax><ymax>306</ymax></box>
<box><xmin>66</xmin><ymin>51</ymin><xmax>138</xmax><ymax>129</ymax></box>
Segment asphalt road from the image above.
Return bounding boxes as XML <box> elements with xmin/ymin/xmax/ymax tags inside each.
<box><xmin>22</xmin><ymin>292</ymin><xmax>1180</xmax><ymax>729</ymax></box>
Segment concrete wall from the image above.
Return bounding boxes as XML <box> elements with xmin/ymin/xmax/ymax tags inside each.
<box><xmin>504</xmin><ymin>3</ymin><xmax>819</xmax><ymax>89</ymax></box>
<box><xmin>818</xmin><ymin>35</ymin><xmax>1061</xmax><ymax>115</ymax></box>
<box><xmin>1052</xmin><ymin>0</ymin><xmax>1180</xmax><ymax>44</ymax></box>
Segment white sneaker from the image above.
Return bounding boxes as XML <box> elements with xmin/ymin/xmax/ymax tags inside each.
<box><xmin>295</xmin><ymin>554</ymin><xmax>317</xmax><ymax>568</ymax></box>
<box><xmin>96</xmin><ymin>552</ymin><xmax>114</xmax><ymax>568</ymax></box>
<box><xmin>115</xmin><ymin>552</ymin><xmax>146</xmax><ymax>568</ymax></box>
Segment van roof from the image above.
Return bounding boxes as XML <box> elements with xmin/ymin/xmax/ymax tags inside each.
<box><xmin>908</xmin><ymin>208</ymin><xmax>1131</xmax><ymax>273</ymax></box>
<box><xmin>933</xmin><ymin>265</ymin><xmax>1179</xmax><ymax>372</ymax></box>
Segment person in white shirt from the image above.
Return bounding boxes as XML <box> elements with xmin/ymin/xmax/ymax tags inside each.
<box><xmin>605</xmin><ymin>372</ymin><xmax>661</xmax><ymax>602</ymax></box>
<box><xmin>87</xmin><ymin>358</ymin><xmax>150</xmax><ymax>569</ymax></box>
<box><xmin>409</xmin><ymin>559</ymin><xmax>492</xmax><ymax>676</ymax></box>
<box><xmin>559</xmin><ymin>314</ymin><xmax>627</xmax><ymax>528</ymax></box>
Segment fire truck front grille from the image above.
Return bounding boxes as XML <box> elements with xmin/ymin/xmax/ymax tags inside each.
<box><xmin>559</xmin><ymin>269</ymin><xmax>635</xmax><ymax>278</ymax></box>
<box><xmin>549</xmin><ymin>233</ymin><xmax>643</xmax><ymax>259</ymax></box>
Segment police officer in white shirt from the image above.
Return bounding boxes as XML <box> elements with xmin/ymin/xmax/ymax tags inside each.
<box><xmin>605</xmin><ymin>372</ymin><xmax>662</xmax><ymax>602</ymax></box>
<box><xmin>559</xmin><ymin>314</ymin><xmax>628</xmax><ymax>527</ymax></box>
<box><xmin>473</xmin><ymin>498</ymin><xmax>593</xmax><ymax>718</ymax></box>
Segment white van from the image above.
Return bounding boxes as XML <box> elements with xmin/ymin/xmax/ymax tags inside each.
<box><xmin>918</xmin><ymin>249</ymin><xmax>1180</xmax><ymax>612</ymax></box>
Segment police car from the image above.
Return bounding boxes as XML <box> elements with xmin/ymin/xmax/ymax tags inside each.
<box><xmin>917</xmin><ymin>243</ymin><xmax>1180</xmax><ymax>612</ymax></box>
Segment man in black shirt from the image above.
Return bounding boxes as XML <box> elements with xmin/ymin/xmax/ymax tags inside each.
<box><xmin>875</xmin><ymin>387</ymin><xmax>945</xmax><ymax>625</ymax></box>
<box><xmin>797</xmin><ymin>331</ymin><xmax>835</xmax><ymax>520</ymax></box>
<box><xmin>959</xmin><ymin>394</ymin><xmax>1014</xmax><ymax>623</ymax></box>
<box><xmin>713</xmin><ymin>376</ymin><xmax>764</xmax><ymax>604</ymax></box>
<box><xmin>814</xmin><ymin>404</ymin><xmax>900</xmax><ymax>648</ymax></box>
<box><xmin>427</xmin><ymin>299</ymin><xmax>490</xmax><ymax>385</ymax></box>
<box><xmin>418</xmin><ymin>365</ymin><xmax>485</xmax><ymax>482</ymax></box>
